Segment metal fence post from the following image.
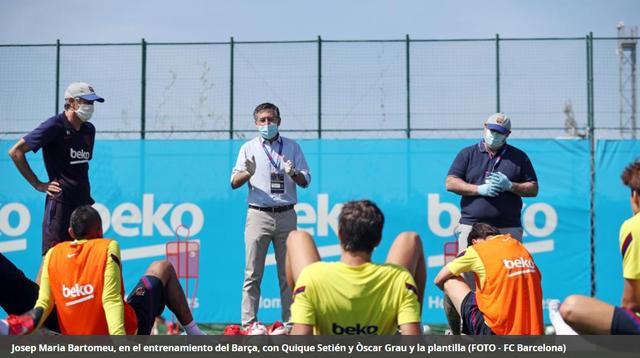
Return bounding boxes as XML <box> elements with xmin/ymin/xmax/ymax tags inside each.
<box><xmin>317</xmin><ymin>36</ymin><xmax>322</xmax><ymax>139</ymax></box>
<box><xmin>140</xmin><ymin>38</ymin><xmax>147</xmax><ymax>139</ymax></box>
<box><xmin>55</xmin><ymin>39</ymin><xmax>60</xmax><ymax>114</ymax></box>
<box><xmin>587</xmin><ymin>32</ymin><xmax>596</xmax><ymax>297</ymax></box>
<box><xmin>230</xmin><ymin>37</ymin><xmax>235</xmax><ymax>139</ymax></box>
<box><xmin>406</xmin><ymin>34</ymin><xmax>411</xmax><ymax>138</ymax></box>
<box><xmin>496</xmin><ymin>33</ymin><xmax>501</xmax><ymax>112</ymax></box>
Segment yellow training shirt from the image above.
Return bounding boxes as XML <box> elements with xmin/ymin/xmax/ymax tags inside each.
<box><xmin>620</xmin><ymin>212</ymin><xmax>640</xmax><ymax>280</ymax></box>
<box><xmin>446</xmin><ymin>246</ymin><xmax>487</xmax><ymax>287</ymax></box>
<box><xmin>290</xmin><ymin>261</ymin><xmax>420</xmax><ymax>335</ymax></box>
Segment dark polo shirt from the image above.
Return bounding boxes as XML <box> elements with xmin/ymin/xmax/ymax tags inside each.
<box><xmin>447</xmin><ymin>141</ymin><xmax>537</xmax><ymax>228</ymax></box>
<box><xmin>23</xmin><ymin>113</ymin><xmax>95</xmax><ymax>205</ymax></box>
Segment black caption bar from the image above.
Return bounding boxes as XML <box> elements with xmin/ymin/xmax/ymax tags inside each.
<box><xmin>1</xmin><ymin>336</ymin><xmax>639</xmax><ymax>358</ymax></box>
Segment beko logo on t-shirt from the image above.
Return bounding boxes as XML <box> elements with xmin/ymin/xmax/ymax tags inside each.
<box><xmin>62</xmin><ymin>283</ymin><xmax>95</xmax><ymax>306</ymax></box>
<box><xmin>503</xmin><ymin>257</ymin><xmax>537</xmax><ymax>278</ymax></box>
<box><xmin>502</xmin><ymin>257</ymin><xmax>535</xmax><ymax>270</ymax></box>
<box><xmin>70</xmin><ymin>148</ymin><xmax>90</xmax><ymax>160</ymax></box>
<box><xmin>332</xmin><ymin>323</ymin><xmax>379</xmax><ymax>335</ymax></box>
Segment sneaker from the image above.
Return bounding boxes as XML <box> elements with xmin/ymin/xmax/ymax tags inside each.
<box><xmin>548</xmin><ymin>299</ymin><xmax>561</xmax><ymax>313</ymax></box>
<box><xmin>268</xmin><ymin>321</ymin><xmax>288</xmax><ymax>335</ymax></box>
<box><xmin>422</xmin><ymin>324</ymin><xmax>432</xmax><ymax>335</ymax></box>
<box><xmin>223</xmin><ymin>324</ymin><xmax>245</xmax><ymax>336</ymax></box>
<box><xmin>547</xmin><ymin>299</ymin><xmax>578</xmax><ymax>335</ymax></box>
<box><xmin>245</xmin><ymin>321</ymin><xmax>267</xmax><ymax>335</ymax></box>
<box><xmin>6</xmin><ymin>315</ymin><xmax>34</xmax><ymax>335</ymax></box>
<box><xmin>545</xmin><ymin>325</ymin><xmax>556</xmax><ymax>335</ymax></box>
<box><xmin>167</xmin><ymin>322</ymin><xmax>180</xmax><ymax>335</ymax></box>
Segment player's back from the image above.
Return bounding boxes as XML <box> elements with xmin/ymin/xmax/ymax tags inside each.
<box><xmin>473</xmin><ymin>236</ymin><xmax>544</xmax><ymax>335</ymax></box>
<box><xmin>290</xmin><ymin>261</ymin><xmax>420</xmax><ymax>335</ymax></box>
<box><xmin>46</xmin><ymin>238</ymin><xmax>136</xmax><ymax>334</ymax></box>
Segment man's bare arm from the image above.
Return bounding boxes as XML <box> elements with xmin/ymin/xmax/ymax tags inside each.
<box><xmin>434</xmin><ymin>266</ymin><xmax>456</xmax><ymax>290</ymax></box>
<box><xmin>510</xmin><ymin>181</ymin><xmax>538</xmax><ymax>197</ymax></box>
<box><xmin>8</xmin><ymin>139</ymin><xmax>60</xmax><ymax>196</ymax></box>
<box><xmin>231</xmin><ymin>171</ymin><xmax>251</xmax><ymax>189</ymax></box>
<box><xmin>399</xmin><ymin>323</ymin><xmax>421</xmax><ymax>335</ymax></box>
<box><xmin>445</xmin><ymin>175</ymin><xmax>481</xmax><ymax>196</ymax></box>
<box><xmin>621</xmin><ymin>278</ymin><xmax>640</xmax><ymax>311</ymax></box>
<box><xmin>290</xmin><ymin>323</ymin><xmax>313</xmax><ymax>335</ymax></box>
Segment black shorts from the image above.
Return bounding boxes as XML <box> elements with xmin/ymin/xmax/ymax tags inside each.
<box><xmin>460</xmin><ymin>292</ymin><xmax>495</xmax><ymax>335</ymax></box>
<box><xmin>0</xmin><ymin>253</ymin><xmax>59</xmax><ymax>332</ymax></box>
<box><xmin>42</xmin><ymin>198</ymin><xmax>75</xmax><ymax>255</ymax></box>
<box><xmin>611</xmin><ymin>306</ymin><xmax>640</xmax><ymax>334</ymax></box>
<box><xmin>126</xmin><ymin>275</ymin><xmax>166</xmax><ymax>335</ymax></box>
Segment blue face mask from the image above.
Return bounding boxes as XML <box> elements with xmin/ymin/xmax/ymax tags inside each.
<box><xmin>259</xmin><ymin>123</ymin><xmax>279</xmax><ymax>140</ymax></box>
<box><xmin>484</xmin><ymin>129</ymin><xmax>506</xmax><ymax>149</ymax></box>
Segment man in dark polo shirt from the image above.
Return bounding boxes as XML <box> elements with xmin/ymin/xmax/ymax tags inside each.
<box><xmin>446</xmin><ymin>112</ymin><xmax>538</xmax><ymax>246</ymax></box>
<box><xmin>443</xmin><ymin>113</ymin><xmax>538</xmax><ymax>333</ymax></box>
<box><xmin>8</xmin><ymin>82</ymin><xmax>104</xmax><ymax>256</ymax></box>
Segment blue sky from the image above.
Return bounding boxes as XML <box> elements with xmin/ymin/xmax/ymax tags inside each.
<box><xmin>1</xmin><ymin>0</ymin><xmax>638</xmax><ymax>44</ymax></box>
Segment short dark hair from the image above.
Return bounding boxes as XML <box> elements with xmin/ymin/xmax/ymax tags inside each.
<box><xmin>467</xmin><ymin>223</ymin><xmax>500</xmax><ymax>247</ymax></box>
<box><xmin>70</xmin><ymin>205</ymin><xmax>102</xmax><ymax>239</ymax></box>
<box><xmin>338</xmin><ymin>200</ymin><xmax>385</xmax><ymax>253</ymax></box>
<box><xmin>622</xmin><ymin>160</ymin><xmax>640</xmax><ymax>194</ymax></box>
<box><xmin>253</xmin><ymin>102</ymin><xmax>280</xmax><ymax>119</ymax></box>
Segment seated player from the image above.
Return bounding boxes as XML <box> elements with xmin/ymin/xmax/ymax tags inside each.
<box><xmin>434</xmin><ymin>223</ymin><xmax>543</xmax><ymax>335</ymax></box>
<box><xmin>5</xmin><ymin>205</ymin><xmax>205</xmax><ymax>335</ymax></box>
<box><xmin>287</xmin><ymin>199</ymin><xmax>426</xmax><ymax>335</ymax></box>
<box><xmin>558</xmin><ymin>160</ymin><xmax>640</xmax><ymax>334</ymax></box>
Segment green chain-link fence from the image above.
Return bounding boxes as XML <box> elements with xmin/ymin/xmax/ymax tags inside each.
<box><xmin>0</xmin><ymin>35</ymin><xmax>637</xmax><ymax>140</ymax></box>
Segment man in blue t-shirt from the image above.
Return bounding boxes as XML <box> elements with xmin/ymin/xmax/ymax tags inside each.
<box><xmin>8</xmin><ymin>82</ymin><xmax>104</xmax><ymax>256</ymax></box>
<box><xmin>443</xmin><ymin>113</ymin><xmax>538</xmax><ymax>333</ymax></box>
<box><xmin>445</xmin><ymin>113</ymin><xmax>538</xmax><ymax>247</ymax></box>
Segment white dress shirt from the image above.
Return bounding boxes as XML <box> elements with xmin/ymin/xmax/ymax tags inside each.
<box><xmin>231</xmin><ymin>135</ymin><xmax>311</xmax><ymax>207</ymax></box>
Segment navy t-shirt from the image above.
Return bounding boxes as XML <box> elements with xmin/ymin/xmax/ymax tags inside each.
<box><xmin>447</xmin><ymin>141</ymin><xmax>538</xmax><ymax>228</ymax></box>
<box><xmin>23</xmin><ymin>113</ymin><xmax>95</xmax><ymax>205</ymax></box>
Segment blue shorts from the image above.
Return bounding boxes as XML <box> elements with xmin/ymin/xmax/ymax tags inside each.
<box><xmin>126</xmin><ymin>275</ymin><xmax>166</xmax><ymax>335</ymax></box>
<box><xmin>611</xmin><ymin>307</ymin><xmax>640</xmax><ymax>334</ymax></box>
<box><xmin>460</xmin><ymin>291</ymin><xmax>494</xmax><ymax>335</ymax></box>
<box><xmin>42</xmin><ymin>198</ymin><xmax>75</xmax><ymax>255</ymax></box>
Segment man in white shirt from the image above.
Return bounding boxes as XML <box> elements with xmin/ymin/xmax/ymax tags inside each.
<box><xmin>231</xmin><ymin>102</ymin><xmax>311</xmax><ymax>331</ymax></box>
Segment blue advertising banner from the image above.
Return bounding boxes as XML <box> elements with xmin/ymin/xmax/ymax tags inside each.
<box><xmin>0</xmin><ymin>139</ymin><xmax>596</xmax><ymax>324</ymax></box>
<box><xmin>594</xmin><ymin>140</ymin><xmax>640</xmax><ymax>306</ymax></box>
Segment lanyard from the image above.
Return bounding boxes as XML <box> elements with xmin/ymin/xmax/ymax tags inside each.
<box><xmin>482</xmin><ymin>141</ymin><xmax>508</xmax><ymax>174</ymax></box>
<box><xmin>261</xmin><ymin>138</ymin><xmax>283</xmax><ymax>170</ymax></box>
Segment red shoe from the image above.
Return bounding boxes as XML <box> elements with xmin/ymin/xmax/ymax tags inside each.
<box><xmin>223</xmin><ymin>324</ymin><xmax>245</xmax><ymax>336</ymax></box>
<box><xmin>167</xmin><ymin>322</ymin><xmax>180</xmax><ymax>335</ymax></box>
<box><xmin>7</xmin><ymin>315</ymin><xmax>34</xmax><ymax>335</ymax></box>
<box><xmin>268</xmin><ymin>321</ymin><xmax>288</xmax><ymax>335</ymax></box>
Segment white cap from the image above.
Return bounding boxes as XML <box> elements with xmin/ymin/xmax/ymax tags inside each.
<box><xmin>485</xmin><ymin>112</ymin><xmax>511</xmax><ymax>134</ymax></box>
<box><xmin>64</xmin><ymin>82</ymin><xmax>104</xmax><ymax>102</ymax></box>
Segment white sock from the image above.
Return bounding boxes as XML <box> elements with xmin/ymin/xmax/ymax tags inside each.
<box><xmin>0</xmin><ymin>319</ymin><xmax>8</xmax><ymax>335</ymax></box>
<box><xmin>183</xmin><ymin>320</ymin><xmax>206</xmax><ymax>335</ymax></box>
<box><xmin>548</xmin><ymin>299</ymin><xmax>578</xmax><ymax>335</ymax></box>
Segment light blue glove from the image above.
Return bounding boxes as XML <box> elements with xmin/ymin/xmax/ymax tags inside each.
<box><xmin>477</xmin><ymin>182</ymin><xmax>499</xmax><ymax>197</ymax></box>
<box><xmin>489</xmin><ymin>171</ymin><xmax>512</xmax><ymax>191</ymax></box>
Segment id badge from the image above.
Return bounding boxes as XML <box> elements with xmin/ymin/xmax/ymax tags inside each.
<box><xmin>270</xmin><ymin>173</ymin><xmax>285</xmax><ymax>194</ymax></box>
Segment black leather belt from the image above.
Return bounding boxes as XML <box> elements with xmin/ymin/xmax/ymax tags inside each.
<box><xmin>249</xmin><ymin>204</ymin><xmax>294</xmax><ymax>213</ymax></box>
